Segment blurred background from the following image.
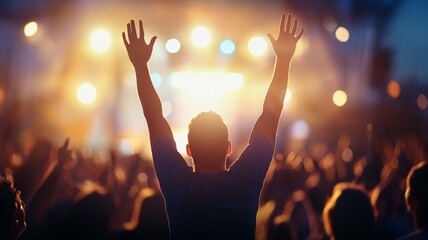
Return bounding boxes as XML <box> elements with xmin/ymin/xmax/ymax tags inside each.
<box><xmin>1</xmin><ymin>0</ymin><xmax>427</xmax><ymax>158</ymax></box>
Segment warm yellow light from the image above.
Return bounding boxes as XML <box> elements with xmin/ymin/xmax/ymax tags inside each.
<box><xmin>170</xmin><ymin>72</ymin><xmax>244</xmax><ymax>92</ymax></box>
<box><xmin>387</xmin><ymin>80</ymin><xmax>401</xmax><ymax>99</ymax></box>
<box><xmin>90</xmin><ymin>29</ymin><xmax>111</xmax><ymax>53</ymax></box>
<box><xmin>417</xmin><ymin>94</ymin><xmax>427</xmax><ymax>110</ymax></box>
<box><xmin>284</xmin><ymin>89</ymin><xmax>292</xmax><ymax>103</ymax></box>
<box><xmin>335</xmin><ymin>27</ymin><xmax>350</xmax><ymax>42</ymax></box>
<box><xmin>332</xmin><ymin>90</ymin><xmax>348</xmax><ymax>107</ymax></box>
<box><xmin>165</xmin><ymin>38</ymin><xmax>181</xmax><ymax>53</ymax></box>
<box><xmin>77</xmin><ymin>83</ymin><xmax>97</xmax><ymax>104</ymax></box>
<box><xmin>24</xmin><ymin>21</ymin><xmax>38</xmax><ymax>37</ymax></box>
<box><xmin>191</xmin><ymin>26</ymin><xmax>211</xmax><ymax>47</ymax></box>
<box><xmin>248</xmin><ymin>36</ymin><xmax>268</xmax><ymax>56</ymax></box>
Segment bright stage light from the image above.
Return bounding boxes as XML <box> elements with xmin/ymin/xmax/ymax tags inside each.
<box><xmin>90</xmin><ymin>29</ymin><xmax>111</xmax><ymax>53</ymax></box>
<box><xmin>248</xmin><ymin>36</ymin><xmax>267</xmax><ymax>56</ymax></box>
<box><xmin>291</xmin><ymin>119</ymin><xmax>310</xmax><ymax>139</ymax></box>
<box><xmin>77</xmin><ymin>83</ymin><xmax>97</xmax><ymax>104</ymax></box>
<box><xmin>24</xmin><ymin>21</ymin><xmax>38</xmax><ymax>37</ymax></box>
<box><xmin>220</xmin><ymin>39</ymin><xmax>236</xmax><ymax>55</ymax></box>
<box><xmin>191</xmin><ymin>26</ymin><xmax>211</xmax><ymax>47</ymax></box>
<box><xmin>335</xmin><ymin>27</ymin><xmax>350</xmax><ymax>42</ymax></box>
<box><xmin>165</xmin><ymin>38</ymin><xmax>181</xmax><ymax>53</ymax></box>
<box><xmin>332</xmin><ymin>90</ymin><xmax>348</xmax><ymax>107</ymax></box>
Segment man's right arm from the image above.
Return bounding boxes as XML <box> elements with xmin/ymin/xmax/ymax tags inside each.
<box><xmin>122</xmin><ymin>20</ymin><xmax>174</xmax><ymax>145</ymax></box>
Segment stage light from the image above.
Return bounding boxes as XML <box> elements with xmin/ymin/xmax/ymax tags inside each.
<box><xmin>169</xmin><ymin>72</ymin><xmax>244</xmax><ymax>91</ymax></box>
<box><xmin>165</xmin><ymin>38</ymin><xmax>181</xmax><ymax>53</ymax></box>
<box><xmin>417</xmin><ymin>94</ymin><xmax>427</xmax><ymax>110</ymax></box>
<box><xmin>24</xmin><ymin>21</ymin><xmax>38</xmax><ymax>37</ymax></box>
<box><xmin>191</xmin><ymin>26</ymin><xmax>211</xmax><ymax>47</ymax></box>
<box><xmin>150</xmin><ymin>72</ymin><xmax>162</xmax><ymax>88</ymax></box>
<box><xmin>332</xmin><ymin>90</ymin><xmax>347</xmax><ymax>107</ymax></box>
<box><xmin>248</xmin><ymin>36</ymin><xmax>267</xmax><ymax>56</ymax></box>
<box><xmin>290</xmin><ymin>119</ymin><xmax>310</xmax><ymax>139</ymax></box>
<box><xmin>387</xmin><ymin>80</ymin><xmax>400</xmax><ymax>99</ymax></box>
<box><xmin>335</xmin><ymin>27</ymin><xmax>350</xmax><ymax>42</ymax></box>
<box><xmin>220</xmin><ymin>39</ymin><xmax>236</xmax><ymax>55</ymax></box>
<box><xmin>90</xmin><ymin>29</ymin><xmax>111</xmax><ymax>53</ymax></box>
<box><xmin>77</xmin><ymin>83</ymin><xmax>97</xmax><ymax>104</ymax></box>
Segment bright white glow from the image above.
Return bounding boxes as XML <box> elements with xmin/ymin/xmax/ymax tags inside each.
<box><xmin>150</xmin><ymin>72</ymin><xmax>162</xmax><ymax>88</ymax></box>
<box><xmin>173</xmin><ymin>129</ymin><xmax>189</xmax><ymax>155</ymax></box>
<box><xmin>284</xmin><ymin>89</ymin><xmax>292</xmax><ymax>103</ymax></box>
<box><xmin>24</xmin><ymin>21</ymin><xmax>38</xmax><ymax>37</ymax></box>
<box><xmin>332</xmin><ymin>90</ymin><xmax>348</xmax><ymax>107</ymax></box>
<box><xmin>290</xmin><ymin>119</ymin><xmax>310</xmax><ymax>139</ymax></box>
<box><xmin>335</xmin><ymin>27</ymin><xmax>350</xmax><ymax>42</ymax></box>
<box><xmin>220</xmin><ymin>39</ymin><xmax>236</xmax><ymax>55</ymax></box>
<box><xmin>165</xmin><ymin>38</ymin><xmax>181</xmax><ymax>53</ymax></box>
<box><xmin>77</xmin><ymin>83</ymin><xmax>97</xmax><ymax>104</ymax></box>
<box><xmin>191</xmin><ymin>26</ymin><xmax>211</xmax><ymax>47</ymax></box>
<box><xmin>169</xmin><ymin>72</ymin><xmax>244</xmax><ymax>92</ymax></box>
<box><xmin>90</xmin><ymin>29</ymin><xmax>111</xmax><ymax>53</ymax></box>
<box><xmin>248</xmin><ymin>36</ymin><xmax>268</xmax><ymax>56</ymax></box>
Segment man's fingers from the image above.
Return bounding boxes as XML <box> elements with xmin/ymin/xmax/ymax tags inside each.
<box><xmin>63</xmin><ymin>138</ymin><xmax>70</xmax><ymax>149</ymax></box>
<box><xmin>291</xmin><ymin>19</ymin><xmax>298</xmax><ymax>35</ymax></box>
<box><xmin>267</xmin><ymin>33</ymin><xmax>275</xmax><ymax>46</ymax></box>
<box><xmin>296</xmin><ymin>28</ymin><xmax>304</xmax><ymax>40</ymax></box>
<box><xmin>279</xmin><ymin>14</ymin><xmax>285</xmax><ymax>32</ymax></box>
<box><xmin>149</xmin><ymin>36</ymin><xmax>157</xmax><ymax>48</ymax></box>
<box><xmin>127</xmin><ymin>23</ymin><xmax>132</xmax><ymax>39</ymax></box>
<box><xmin>122</xmin><ymin>32</ymin><xmax>129</xmax><ymax>46</ymax></box>
<box><xmin>131</xmin><ymin>20</ymin><xmax>136</xmax><ymax>36</ymax></box>
<box><xmin>139</xmin><ymin>20</ymin><xmax>144</xmax><ymax>39</ymax></box>
<box><xmin>286</xmin><ymin>14</ymin><xmax>292</xmax><ymax>33</ymax></box>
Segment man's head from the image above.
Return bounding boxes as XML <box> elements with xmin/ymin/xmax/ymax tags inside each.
<box><xmin>323</xmin><ymin>183</ymin><xmax>375</xmax><ymax>240</ymax></box>
<box><xmin>0</xmin><ymin>176</ymin><xmax>26</xmax><ymax>239</ymax></box>
<box><xmin>405</xmin><ymin>162</ymin><xmax>428</xmax><ymax>230</ymax></box>
<box><xmin>187</xmin><ymin>111</ymin><xmax>231</xmax><ymax>173</ymax></box>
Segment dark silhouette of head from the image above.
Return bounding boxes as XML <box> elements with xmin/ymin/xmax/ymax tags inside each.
<box><xmin>323</xmin><ymin>183</ymin><xmax>376</xmax><ymax>240</ymax></box>
<box><xmin>0</xmin><ymin>176</ymin><xmax>26</xmax><ymax>240</ymax></box>
<box><xmin>187</xmin><ymin>111</ymin><xmax>231</xmax><ymax>173</ymax></box>
<box><xmin>405</xmin><ymin>162</ymin><xmax>428</xmax><ymax>231</ymax></box>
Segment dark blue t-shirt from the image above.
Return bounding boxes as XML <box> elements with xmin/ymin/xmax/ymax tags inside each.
<box><xmin>152</xmin><ymin>137</ymin><xmax>274</xmax><ymax>240</ymax></box>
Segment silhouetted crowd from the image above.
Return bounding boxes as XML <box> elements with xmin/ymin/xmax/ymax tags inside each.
<box><xmin>1</xmin><ymin>132</ymin><xmax>427</xmax><ymax>240</ymax></box>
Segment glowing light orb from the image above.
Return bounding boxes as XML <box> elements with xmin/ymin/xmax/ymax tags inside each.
<box><xmin>417</xmin><ymin>94</ymin><xmax>427</xmax><ymax>110</ymax></box>
<box><xmin>24</xmin><ymin>21</ymin><xmax>38</xmax><ymax>37</ymax></box>
<box><xmin>150</xmin><ymin>72</ymin><xmax>162</xmax><ymax>88</ymax></box>
<box><xmin>165</xmin><ymin>38</ymin><xmax>181</xmax><ymax>53</ymax></box>
<box><xmin>191</xmin><ymin>26</ymin><xmax>211</xmax><ymax>47</ymax></box>
<box><xmin>387</xmin><ymin>80</ymin><xmax>401</xmax><ymax>99</ymax></box>
<box><xmin>77</xmin><ymin>83</ymin><xmax>97</xmax><ymax>104</ymax></box>
<box><xmin>335</xmin><ymin>27</ymin><xmax>350</xmax><ymax>42</ymax></box>
<box><xmin>248</xmin><ymin>36</ymin><xmax>267</xmax><ymax>56</ymax></box>
<box><xmin>332</xmin><ymin>90</ymin><xmax>348</xmax><ymax>107</ymax></box>
<box><xmin>290</xmin><ymin>119</ymin><xmax>310</xmax><ymax>139</ymax></box>
<box><xmin>90</xmin><ymin>29</ymin><xmax>111</xmax><ymax>53</ymax></box>
<box><xmin>220</xmin><ymin>39</ymin><xmax>236</xmax><ymax>55</ymax></box>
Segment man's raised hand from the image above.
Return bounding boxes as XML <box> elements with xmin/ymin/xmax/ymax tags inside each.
<box><xmin>122</xmin><ymin>20</ymin><xmax>157</xmax><ymax>67</ymax></box>
<box><xmin>267</xmin><ymin>14</ymin><xmax>304</xmax><ymax>59</ymax></box>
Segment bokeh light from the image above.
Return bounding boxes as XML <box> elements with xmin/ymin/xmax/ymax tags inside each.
<box><xmin>220</xmin><ymin>39</ymin><xmax>236</xmax><ymax>55</ymax></box>
<box><xmin>248</xmin><ymin>36</ymin><xmax>267</xmax><ymax>56</ymax></box>
<box><xmin>150</xmin><ymin>72</ymin><xmax>162</xmax><ymax>88</ymax></box>
<box><xmin>417</xmin><ymin>94</ymin><xmax>427</xmax><ymax>110</ymax></box>
<box><xmin>77</xmin><ymin>83</ymin><xmax>97</xmax><ymax>104</ymax></box>
<box><xmin>24</xmin><ymin>21</ymin><xmax>38</xmax><ymax>37</ymax></box>
<box><xmin>191</xmin><ymin>26</ymin><xmax>211</xmax><ymax>47</ymax></box>
<box><xmin>335</xmin><ymin>26</ymin><xmax>350</xmax><ymax>42</ymax></box>
<box><xmin>332</xmin><ymin>90</ymin><xmax>348</xmax><ymax>107</ymax></box>
<box><xmin>165</xmin><ymin>38</ymin><xmax>181</xmax><ymax>53</ymax></box>
<box><xmin>290</xmin><ymin>119</ymin><xmax>310</xmax><ymax>139</ymax></box>
<box><xmin>90</xmin><ymin>29</ymin><xmax>111</xmax><ymax>53</ymax></box>
<box><xmin>387</xmin><ymin>80</ymin><xmax>401</xmax><ymax>99</ymax></box>
<box><xmin>284</xmin><ymin>89</ymin><xmax>292</xmax><ymax>103</ymax></box>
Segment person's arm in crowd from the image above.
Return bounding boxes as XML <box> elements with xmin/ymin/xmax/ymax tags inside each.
<box><xmin>249</xmin><ymin>14</ymin><xmax>303</xmax><ymax>147</ymax></box>
<box><xmin>122</xmin><ymin>20</ymin><xmax>174</xmax><ymax>146</ymax></box>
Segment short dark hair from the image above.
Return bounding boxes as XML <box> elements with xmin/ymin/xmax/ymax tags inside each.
<box><xmin>187</xmin><ymin>111</ymin><xmax>229</xmax><ymax>148</ymax></box>
<box><xmin>406</xmin><ymin>162</ymin><xmax>428</xmax><ymax>229</ymax></box>
<box><xmin>323</xmin><ymin>183</ymin><xmax>376</xmax><ymax>240</ymax></box>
